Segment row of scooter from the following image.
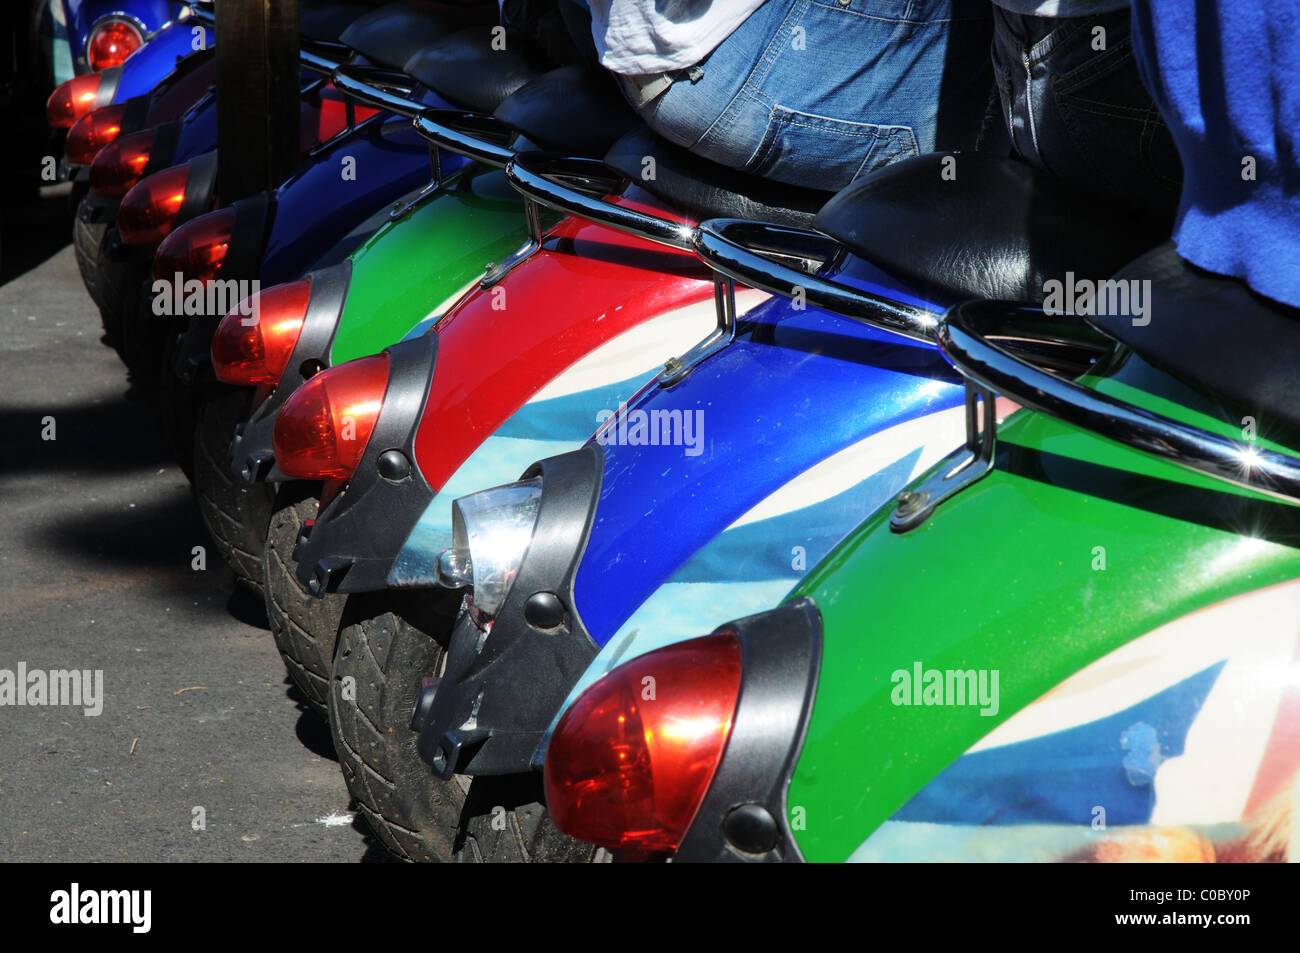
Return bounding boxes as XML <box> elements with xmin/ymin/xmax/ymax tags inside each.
<box><xmin>51</xmin><ymin>0</ymin><xmax>1300</xmax><ymax>862</ymax></box>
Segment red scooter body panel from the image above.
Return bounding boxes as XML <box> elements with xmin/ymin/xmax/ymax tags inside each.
<box><xmin>412</xmin><ymin>190</ymin><xmax>714</xmax><ymax>491</ymax></box>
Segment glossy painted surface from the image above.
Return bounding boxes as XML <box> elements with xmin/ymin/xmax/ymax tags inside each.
<box><xmin>784</xmin><ymin>351</ymin><xmax>1300</xmax><ymax>862</ymax></box>
<box><xmin>169</xmin><ymin>91</ymin><xmax>218</xmax><ymax>164</ymax></box>
<box><xmin>571</xmin><ymin>258</ymin><xmax>962</xmax><ymax>660</ymax></box>
<box><xmin>112</xmin><ymin>18</ymin><xmax>210</xmax><ymax>100</ymax></box>
<box><xmin>329</xmin><ymin>165</ymin><xmax>534</xmax><ymax>365</ymax></box>
<box><xmin>169</xmin><ymin>66</ymin><xmax>353</xmax><ymax>168</ymax></box>
<box><xmin>390</xmin><ymin>290</ymin><xmax>731</xmax><ymax>586</ymax></box>
<box><xmin>260</xmin><ymin>96</ymin><xmax>464</xmax><ymax>286</ymax></box>
<box><xmin>850</xmin><ymin>575</ymin><xmax>1300</xmax><ymax>861</ymax></box>
<box><xmin>140</xmin><ymin>46</ymin><xmax>215</xmax><ymax>127</ymax></box>
<box><xmin>409</xmin><ymin>195</ymin><xmax>714</xmax><ymax>494</ymax></box>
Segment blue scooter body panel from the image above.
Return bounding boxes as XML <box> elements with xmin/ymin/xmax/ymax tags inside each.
<box><xmin>170</xmin><ymin>63</ymin><xmax>353</xmax><ymax>166</ymax></box>
<box><xmin>259</xmin><ymin>95</ymin><xmax>468</xmax><ymax>286</ymax></box>
<box><xmin>543</xmin><ymin>259</ymin><xmax>982</xmax><ymax>726</ymax></box>
<box><xmin>110</xmin><ymin>17</ymin><xmax>210</xmax><ymax>100</ymax></box>
<box><xmin>571</xmin><ymin>261</ymin><xmax>964</xmax><ymax>650</ymax></box>
<box><xmin>168</xmin><ymin>84</ymin><xmax>219</xmax><ymax>161</ymax></box>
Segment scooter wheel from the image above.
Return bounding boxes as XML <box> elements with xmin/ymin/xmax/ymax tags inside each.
<box><xmin>71</xmin><ymin>210</ymin><xmax>114</xmax><ymax>343</ymax></box>
<box><xmin>156</xmin><ymin>330</ymin><xmax>196</xmax><ymax>481</ymax></box>
<box><xmin>329</xmin><ymin>590</ymin><xmax>464</xmax><ymax>863</ymax></box>
<box><xmin>264</xmin><ymin>482</ymin><xmax>347</xmax><ymax>718</ymax></box>
<box><xmin>120</xmin><ymin>272</ymin><xmax>171</xmax><ymax>388</ymax></box>
<box><xmin>192</xmin><ymin>385</ymin><xmax>276</xmax><ymax>593</ymax></box>
<box><xmin>452</xmin><ymin>775</ymin><xmax>603</xmax><ymax>864</ymax></box>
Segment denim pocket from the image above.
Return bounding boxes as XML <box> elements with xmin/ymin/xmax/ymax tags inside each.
<box><xmin>746</xmin><ymin>105</ymin><xmax>920</xmax><ymax>188</ymax></box>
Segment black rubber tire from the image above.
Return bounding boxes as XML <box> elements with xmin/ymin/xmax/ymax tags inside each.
<box><xmin>453</xmin><ymin>774</ymin><xmax>603</xmax><ymax>864</ymax></box>
<box><xmin>329</xmin><ymin>590</ymin><xmax>465</xmax><ymax>862</ymax></box>
<box><xmin>72</xmin><ymin>210</ymin><xmax>113</xmax><ymax>335</ymax></box>
<box><xmin>156</xmin><ymin>329</ymin><xmax>196</xmax><ymax>482</ymax></box>
<box><xmin>120</xmin><ymin>268</ymin><xmax>172</xmax><ymax>387</ymax></box>
<box><xmin>264</xmin><ymin>482</ymin><xmax>347</xmax><ymax>717</ymax></box>
<box><xmin>192</xmin><ymin>385</ymin><xmax>276</xmax><ymax>593</ymax></box>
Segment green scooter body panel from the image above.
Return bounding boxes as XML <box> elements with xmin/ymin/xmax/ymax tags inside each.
<box><xmin>328</xmin><ymin>165</ymin><xmax>536</xmax><ymax>365</ymax></box>
<box><xmin>784</xmin><ymin>349</ymin><xmax>1300</xmax><ymax>861</ymax></box>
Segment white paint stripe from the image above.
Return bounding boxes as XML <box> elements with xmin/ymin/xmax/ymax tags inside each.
<box><xmin>729</xmin><ymin>402</ymin><xmax>968</xmax><ymax>528</ymax></box>
<box><xmin>528</xmin><ymin>290</ymin><xmax>767</xmax><ymax>402</ymax></box>
<box><xmin>970</xmin><ymin>573</ymin><xmax>1300</xmax><ymax>757</ymax></box>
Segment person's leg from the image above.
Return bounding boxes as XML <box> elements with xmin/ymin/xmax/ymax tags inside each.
<box><xmin>991</xmin><ymin>6</ymin><xmax>1181</xmax><ymax>218</ymax></box>
<box><xmin>633</xmin><ymin>0</ymin><xmax>993</xmax><ymax>190</ymax></box>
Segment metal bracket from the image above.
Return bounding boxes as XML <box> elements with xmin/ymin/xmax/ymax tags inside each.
<box><xmin>480</xmin><ymin>196</ymin><xmax>544</xmax><ymax>288</ymax></box>
<box><xmin>890</xmin><ymin>382</ymin><xmax>997</xmax><ymax>532</ymax></box>
<box><xmin>384</xmin><ymin>142</ymin><xmax>445</xmax><ymax>223</ymax></box>
<box><xmin>660</xmin><ymin>273</ymin><xmax>738</xmax><ymax>386</ymax></box>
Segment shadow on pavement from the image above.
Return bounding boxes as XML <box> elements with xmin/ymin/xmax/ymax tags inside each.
<box><xmin>0</xmin><ymin>183</ymin><xmax>76</xmax><ymax>288</ymax></box>
<box><xmin>0</xmin><ymin>396</ymin><xmax>174</xmax><ymax>476</ymax></box>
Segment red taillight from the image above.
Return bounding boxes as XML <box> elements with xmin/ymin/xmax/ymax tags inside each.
<box><xmin>153</xmin><ymin>207</ymin><xmax>235</xmax><ymax>284</ymax></box>
<box><xmin>66</xmin><ymin>104</ymin><xmax>127</xmax><ymax>165</ymax></box>
<box><xmin>544</xmin><ymin>633</ymin><xmax>742</xmax><ymax>854</ymax></box>
<box><xmin>119</xmin><ymin>163</ymin><xmax>190</xmax><ymax>245</ymax></box>
<box><xmin>212</xmin><ymin>278</ymin><xmax>312</xmax><ymax>386</ymax></box>
<box><xmin>87</xmin><ymin>18</ymin><xmax>144</xmax><ymax>71</ymax></box>
<box><xmin>89</xmin><ymin>128</ymin><xmax>154</xmax><ymax>197</ymax></box>
<box><xmin>46</xmin><ymin>73</ymin><xmax>103</xmax><ymax>128</ymax></box>
<box><xmin>274</xmin><ymin>354</ymin><xmax>390</xmax><ymax>480</ymax></box>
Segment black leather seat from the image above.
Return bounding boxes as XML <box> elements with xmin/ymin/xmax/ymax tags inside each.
<box><xmin>604</xmin><ymin>126</ymin><xmax>833</xmax><ymax>230</ymax></box>
<box><xmin>493</xmin><ymin>65</ymin><xmax>640</xmax><ymax>156</ymax></box>
<box><xmin>1092</xmin><ymin>242</ymin><xmax>1300</xmax><ymax>435</ymax></box>
<box><xmin>815</xmin><ymin>151</ymin><xmax>1170</xmax><ymax>303</ymax></box>
<box><xmin>338</xmin><ymin>2</ymin><xmax>465</xmax><ymax>69</ymax></box>
<box><xmin>403</xmin><ymin>27</ymin><xmax>552</xmax><ymax>114</ymax></box>
<box><xmin>299</xmin><ymin>1</ymin><xmax>377</xmax><ymax>42</ymax></box>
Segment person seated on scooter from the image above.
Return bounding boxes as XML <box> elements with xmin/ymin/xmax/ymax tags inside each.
<box><xmin>1132</xmin><ymin>0</ymin><xmax>1300</xmax><ymax>309</ymax></box>
<box><xmin>575</xmin><ymin>0</ymin><xmax>995</xmax><ymax>191</ymax></box>
<box><xmin>989</xmin><ymin>1</ymin><xmax>1182</xmax><ymax>222</ymax></box>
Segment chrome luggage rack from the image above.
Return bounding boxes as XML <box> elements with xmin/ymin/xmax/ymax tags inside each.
<box><xmin>505</xmin><ymin>152</ymin><xmax>697</xmax><ymax>251</ymax></box>
<box><xmin>407</xmin><ymin>110</ymin><xmax>547</xmax><ymax>284</ymax></box>
<box><xmin>494</xmin><ymin>150</ymin><xmax>701</xmax><ymax>292</ymax></box>
<box><xmin>677</xmin><ymin>216</ymin><xmax>948</xmax><ymax>386</ymax></box>
<box><xmin>505</xmin><ymin>159</ymin><xmax>830</xmax><ymax>383</ymax></box>
<box><xmin>930</xmin><ymin>299</ymin><xmax>1300</xmax><ymax>506</ymax></box>
<box><xmin>318</xmin><ymin>63</ymin><xmax>446</xmax><ymax>214</ymax></box>
<box><xmin>894</xmin><ymin>299</ymin><xmax>1300</xmax><ymax>532</ymax></box>
<box><xmin>332</xmin><ymin>63</ymin><xmax>425</xmax><ymax>118</ymax></box>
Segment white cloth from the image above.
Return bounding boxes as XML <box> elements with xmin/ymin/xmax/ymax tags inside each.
<box><xmin>587</xmin><ymin>0</ymin><xmax>769</xmax><ymax>75</ymax></box>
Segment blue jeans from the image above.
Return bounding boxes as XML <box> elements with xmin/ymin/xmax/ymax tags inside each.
<box><xmin>991</xmin><ymin>6</ymin><xmax>1181</xmax><ymax>218</ymax></box>
<box><xmin>630</xmin><ymin>0</ymin><xmax>994</xmax><ymax>190</ymax></box>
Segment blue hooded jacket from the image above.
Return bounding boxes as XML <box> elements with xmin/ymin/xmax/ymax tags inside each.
<box><xmin>1133</xmin><ymin>1</ymin><xmax>1300</xmax><ymax>308</ymax></box>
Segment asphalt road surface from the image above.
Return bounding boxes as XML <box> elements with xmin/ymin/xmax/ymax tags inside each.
<box><xmin>0</xmin><ymin>187</ymin><xmax>386</xmax><ymax>862</ymax></box>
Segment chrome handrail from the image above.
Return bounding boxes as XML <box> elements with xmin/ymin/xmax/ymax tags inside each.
<box><xmin>412</xmin><ymin>109</ymin><xmax>517</xmax><ymax>168</ymax></box>
<box><xmin>300</xmin><ymin>39</ymin><xmax>352</xmax><ymax>77</ymax></box>
<box><xmin>505</xmin><ymin>152</ymin><xmax>696</xmax><ymax>251</ymax></box>
<box><xmin>693</xmin><ymin>218</ymin><xmax>939</xmax><ymax>344</ymax></box>
<box><xmin>940</xmin><ymin>299</ymin><xmax>1300</xmax><ymax>504</ymax></box>
<box><xmin>186</xmin><ymin>2</ymin><xmax>214</xmax><ymax>26</ymax></box>
<box><xmin>331</xmin><ymin>63</ymin><xmax>424</xmax><ymax>118</ymax></box>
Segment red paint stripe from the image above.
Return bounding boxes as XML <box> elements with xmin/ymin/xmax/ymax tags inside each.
<box><xmin>413</xmin><ymin>194</ymin><xmax>713</xmax><ymax>490</ymax></box>
<box><xmin>1244</xmin><ymin>631</ymin><xmax>1300</xmax><ymax>817</ymax></box>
